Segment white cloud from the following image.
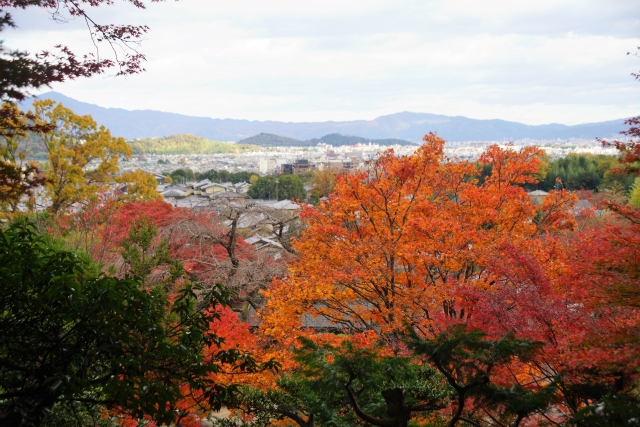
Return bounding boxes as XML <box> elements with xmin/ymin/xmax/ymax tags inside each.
<box><xmin>5</xmin><ymin>0</ymin><xmax>640</xmax><ymax>125</ymax></box>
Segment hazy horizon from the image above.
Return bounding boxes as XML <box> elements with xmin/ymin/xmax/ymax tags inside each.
<box><xmin>7</xmin><ymin>0</ymin><xmax>640</xmax><ymax>125</ymax></box>
<box><xmin>30</xmin><ymin>91</ymin><xmax>632</xmax><ymax>127</ymax></box>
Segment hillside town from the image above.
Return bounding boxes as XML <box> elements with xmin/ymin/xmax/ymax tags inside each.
<box><xmin>121</xmin><ymin>138</ymin><xmax>619</xmax><ymax>179</ymax></box>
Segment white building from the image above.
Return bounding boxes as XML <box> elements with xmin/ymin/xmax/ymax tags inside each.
<box><xmin>258</xmin><ymin>158</ymin><xmax>277</xmax><ymax>174</ymax></box>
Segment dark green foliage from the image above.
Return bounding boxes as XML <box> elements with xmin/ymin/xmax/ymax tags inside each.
<box><xmin>232</xmin><ymin>327</ymin><xmax>558</xmax><ymax>427</ymax></box>
<box><xmin>475</xmin><ymin>162</ymin><xmax>493</xmax><ymax>185</ymax></box>
<box><xmin>226</xmin><ymin>377</ymin><xmax>319</xmax><ymax>427</ymax></box>
<box><xmin>292</xmin><ymin>338</ymin><xmax>449</xmax><ymax>427</ymax></box>
<box><xmin>407</xmin><ymin>325</ymin><xmax>553</xmax><ymax>427</ymax></box>
<box><xmin>572</xmin><ymin>393</ymin><xmax>640</xmax><ymax>426</ymax></box>
<box><xmin>196</xmin><ymin>169</ymin><xmax>258</xmax><ymax>184</ymax></box>
<box><xmin>247</xmin><ymin>175</ymin><xmax>305</xmax><ymax>201</ymax></box>
<box><xmin>237</xmin><ymin>133</ymin><xmax>307</xmax><ymax>147</ymax></box>
<box><xmin>528</xmin><ymin>153</ymin><xmax>635</xmax><ymax>192</ymax></box>
<box><xmin>474</xmin><ymin>153</ymin><xmax>635</xmax><ymax>192</ymax></box>
<box><xmin>120</xmin><ymin>215</ymin><xmax>184</xmax><ymax>289</ymax></box>
<box><xmin>0</xmin><ymin>221</ymin><xmax>257</xmax><ymax>426</ymax></box>
<box><xmin>230</xmin><ymin>339</ymin><xmax>449</xmax><ymax>427</ymax></box>
<box><xmin>129</xmin><ymin>134</ymin><xmax>257</xmax><ymax>154</ymax></box>
<box><xmin>40</xmin><ymin>401</ymin><xmax>119</xmax><ymax>427</ymax></box>
<box><xmin>170</xmin><ymin>167</ymin><xmax>196</xmax><ymax>182</ymax></box>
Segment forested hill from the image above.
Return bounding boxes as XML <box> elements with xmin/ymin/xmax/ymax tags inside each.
<box><xmin>309</xmin><ymin>133</ymin><xmax>417</xmax><ymax>146</ymax></box>
<box><xmin>237</xmin><ymin>133</ymin><xmax>310</xmax><ymax>147</ymax></box>
<box><xmin>129</xmin><ymin>134</ymin><xmax>258</xmax><ymax>154</ymax></box>
<box><xmin>22</xmin><ymin>92</ymin><xmax>628</xmax><ymax>143</ymax></box>
<box><xmin>237</xmin><ymin>133</ymin><xmax>417</xmax><ymax>147</ymax></box>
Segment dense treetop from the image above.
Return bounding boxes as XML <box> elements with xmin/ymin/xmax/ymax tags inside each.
<box><xmin>237</xmin><ymin>133</ymin><xmax>309</xmax><ymax>147</ymax></box>
<box><xmin>129</xmin><ymin>134</ymin><xmax>258</xmax><ymax>155</ymax></box>
<box><xmin>0</xmin><ymin>220</ymin><xmax>260</xmax><ymax>426</ymax></box>
<box><xmin>524</xmin><ymin>152</ymin><xmax>635</xmax><ymax>193</ymax></box>
<box><xmin>247</xmin><ymin>174</ymin><xmax>306</xmax><ymax>201</ymax></box>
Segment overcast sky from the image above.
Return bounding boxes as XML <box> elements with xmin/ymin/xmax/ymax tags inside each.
<box><xmin>7</xmin><ymin>0</ymin><xmax>640</xmax><ymax>124</ymax></box>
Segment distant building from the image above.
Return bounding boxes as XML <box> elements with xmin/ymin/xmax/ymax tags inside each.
<box><xmin>152</xmin><ymin>172</ymin><xmax>167</xmax><ymax>184</ymax></box>
<box><xmin>281</xmin><ymin>159</ymin><xmax>312</xmax><ymax>175</ymax></box>
<box><xmin>259</xmin><ymin>158</ymin><xmax>277</xmax><ymax>174</ymax></box>
<box><xmin>281</xmin><ymin>163</ymin><xmax>293</xmax><ymax>174</ymax></box>
<box><xmin>244</xmin><ymin>235</ymin><xmax>284</xmax><ymax>257</ymax></box>
<box><xmin>319</xmin><ymin>160</ymin><xmax>352</xmax><ymax>173</ymax></box>
<box><xmin>292</xmin><ymin>159</ymin><xmax>311</xmax><ymax>175</ymax></box>
<box><xmin>528</xmin><ymin>190</ymin><xmax>549</xmax><ymax>205</ymax></box>
<box><xmin>342</xmin><ymin>160</ymin><xmax>354</xmax><ymax>170</ymax></box>
<box><xmin>234</xmin><ymin>181</ymin><xmax>252</xmax><ymax>193</ymax></box>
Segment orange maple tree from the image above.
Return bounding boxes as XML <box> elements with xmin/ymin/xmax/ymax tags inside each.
<box><xmin>258</xmin><ymin>134</ymin><xmax>640</xmax><ymax>425</ymax></box>
<box><xmin>261</xmin><ymin>134</ymin><xmax>576</xmax><ymax>344</ymax></box>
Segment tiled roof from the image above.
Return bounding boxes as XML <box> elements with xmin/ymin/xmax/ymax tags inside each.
<box><xmin>244</xmin><ymin>235</ymin><xmax>284</xmax><ymax>249</ymax></box>
<box><xmin>161</xmin><ymin>189</ymin><xmax>187</xmax><ymax>197</ymax></box>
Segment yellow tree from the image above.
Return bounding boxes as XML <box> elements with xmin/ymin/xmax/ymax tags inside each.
<box><xmin>0</xmin><ymin>103</ymin><xmax>51</xmax><ymax>213</ymax></box>
<box><xmin>116</xmin><ymin>169</ymin><xmax>162</xmax><ymax>202</ymax></box>
<box><xmin>31</xmin><ymin>100</ymin><xmax>133</xmax><ymax>214</ymax></box>
<box><xmin>629</xmin><ymin>177</ymin><xmax>640</xmax><ymax>208</ymax></box>
<box><xmin>310</xmin><ymin>169</ymin><xmax>336</xmax><ymax>200</ymax></box>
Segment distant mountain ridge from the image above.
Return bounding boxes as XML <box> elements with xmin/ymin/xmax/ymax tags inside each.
<box><xmin>20</xmin><ymin>92</ymin><xmax>630</xmax><ymax>143</ymax></box>
<box><xmin>238</xmin><ymin>133</ymin><xmax>416</xmax><ymax>147</ymax></box>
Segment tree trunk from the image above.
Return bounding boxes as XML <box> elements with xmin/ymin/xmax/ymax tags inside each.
<box><xmin>381</xmin><ymin>388</ymin><xmax>411</xmax><ymax>427</ymax></box>
<box><xmin>241</xmin><ymin>300</ymin><xmax>250</xmax><ymax>322</ymax></box>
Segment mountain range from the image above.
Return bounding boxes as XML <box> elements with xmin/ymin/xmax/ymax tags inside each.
<box><xmin>21</xmin><ymin>92</ymin><xmax>629</xmax><ymax>143</ymax></box>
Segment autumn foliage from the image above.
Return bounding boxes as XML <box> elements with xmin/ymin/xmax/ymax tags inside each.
<box><xmin>259</xmin><ymin>133</ymin><xmax>639</xmax><ymax>426</ymax></box>
<box><xmin>263</xmin><ymin>135</ymin><xmax>575</xmax><ymax>339</ymax></box>
<box><xmin>4</xmin><ymin>117</ymin><xmax>639</xmax><ymax>425</ymax></box>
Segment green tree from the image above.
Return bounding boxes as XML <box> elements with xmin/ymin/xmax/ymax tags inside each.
<box><xmin>119</xmin><ymin>214</ymin><xmax>182</xmax><ymax>290</ymax></box>
<box><xmin>170</xmin><ymin>167</ymin><xmax>195</xmax><ymax>183</ymax></box>
<box><xmin>528</xmin><ymin>153</ymin><xmax>635</xmax><ymax>192</ymax></box>
<box><xmin>247</xmin><ymin>175</ymin><xmax>275</xmax><ymax>199</ymax></box>
<box><xmin>248</xmin><ymin>175</ymin><xmax>305</xmax><ymax>200</ymax></box>
<box><xmin>629</xmin><ymin>177</ymin><xmax>640</xmax><ymax>208</ymax></box>
<box><xmin>196</xmin><ymin>169</ymin><xmax>258</xmax><ymax>184</ymax></box>
<box><xmin>228</xmin><ymin>339</ymin><xmax>449</xmax><ymax>427</ymax></box>
<box><xmin>0</xmin><ymin>221</ymin><xmax>258</xmax><ymax>426</ymax></box>
<box><xmin>278</xmin><ymin>175</ymin><xmax>305</xmax><ymax>200</ymax></box>
<box><xmin>406</xmin><ymin>325</ymin><xmax>555</xmax><ymax>427</ymax></box>
<box><xmin>230</xmin><ymin>327</ymin><xmax>554</xmax><ymax>427</ymax></box>
<box><xmin>572</xmin><ymin>393</ymin><xmax>640</xmax><ymax>427</ymax></box>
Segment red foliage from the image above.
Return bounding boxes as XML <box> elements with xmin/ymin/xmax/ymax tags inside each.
<box><xmin>601</xmin><ymin>116</ymin><xmax>640</xmax><ymax>175</ymax></box>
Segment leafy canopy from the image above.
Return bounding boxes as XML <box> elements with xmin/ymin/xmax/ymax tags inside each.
<box><xmin>0</xmin><ymin>220</ymin><xmax>258</xmax><ymax>426</ymax></box>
